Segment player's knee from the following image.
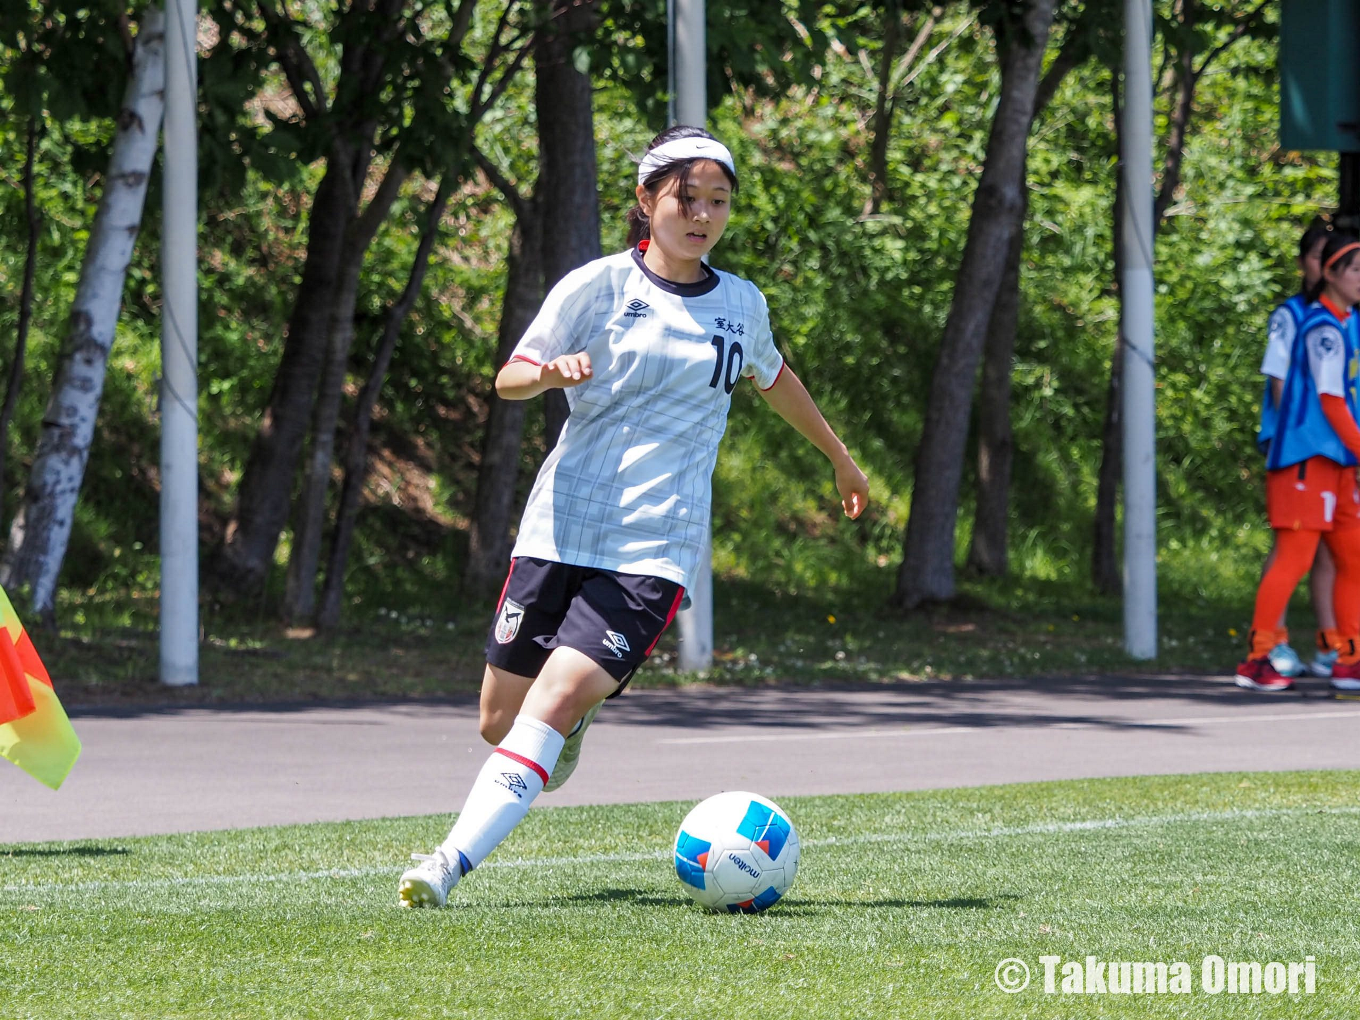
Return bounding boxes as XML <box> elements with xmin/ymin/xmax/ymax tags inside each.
<box><xmin>480</xmin><ymin>710</ymin><xmax>513</xmax><ymax>745</ymax></box>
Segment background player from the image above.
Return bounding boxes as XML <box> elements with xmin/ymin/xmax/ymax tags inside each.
<box><xmin>1256</xmin><ymin>220</ymin><xmax>1337</xmax><ymax>678</ymax></box>
<box><xmin>1238</xmin><ymin>232</ymin><xmax>1360</xmax><ymax>692</ymax></box>
<box><xmin>398</xmin><ymin>126</ymin><xmax>870</xmax><ymax>906</ymax></box>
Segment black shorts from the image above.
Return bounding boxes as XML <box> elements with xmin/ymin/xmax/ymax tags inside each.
<box><xmin>485</xmin><ymin>557</ymin><xmax>686</xmax><ymax>695</ymax></box>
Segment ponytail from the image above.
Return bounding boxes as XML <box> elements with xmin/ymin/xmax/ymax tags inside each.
<box><xmin>626</xmin><ymin>205</ymin><xmax>651</xmax><ymax>249</ymax></box>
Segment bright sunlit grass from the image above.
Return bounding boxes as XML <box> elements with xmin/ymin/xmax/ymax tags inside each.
<box><xmin>3</xmin><ymin>771</ymin><xmax>1358</xmax><ymax>1019</ymax></box>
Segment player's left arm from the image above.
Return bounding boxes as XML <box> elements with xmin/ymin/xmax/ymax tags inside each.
<box><xmin>756</xmin><ymin>366</ymin><xmax>869</xmax><ymax>519</ymax></box>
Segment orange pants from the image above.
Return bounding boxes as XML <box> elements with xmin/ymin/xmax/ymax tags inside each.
<box><xmin>1252</xmin><ymin>462</ymin><xmax>1360</xmax><ymax>659</ymax></box>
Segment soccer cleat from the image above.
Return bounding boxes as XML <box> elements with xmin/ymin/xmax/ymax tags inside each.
<box><xmin>543</xmin><ymin>701</ymin><xmax>601</xmax><ymax>793</ymax></box>
<box><xmin>1328</xmin><ymin>659</ymin><xmax>1360</xmax><ymax>692</ymax></box>
<box><xmin>1266</xmin><ymin>642</ymin><xmax>1305</xmax><ymax>678</ymax></box>
<box><xmin>398</xmin><ymin>849</ymin><xmax>462</xmax><ymax>908</ymax></box>
<box><xmin>1234</xmin><ymin>657</ymin><xmax>1294</xmax><ymax>692</ymax></box>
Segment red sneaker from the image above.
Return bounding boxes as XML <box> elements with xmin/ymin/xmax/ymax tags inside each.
<box><xmin>1328</xmin><ymin>659</ymin><xmax>1360</xmax><ymax>692</ymax></box>
<box><xmin>1234</xmin><ymin>657</ymin><xmax>1294</xmax><ymax>692</ymax></box>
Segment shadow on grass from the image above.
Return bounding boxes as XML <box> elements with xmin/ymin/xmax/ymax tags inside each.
<box><xmin>563</xmin><ymin>887</ymin><xmax>693</xmax><ymax>907</ymax></box>
<box><xmin>771</xmin><ymin>893</ymin><xmax>1019</xmax><ymax>914</ymax></box>
<box><xmin>541</xmin><ymin>887</ymin><xmax>1018</xmax><ymax>913</ymax></box>
<box><xmin>0</xmin><ymin>845</ymin><xmax>131</xmax><ymax>858</ymax></box>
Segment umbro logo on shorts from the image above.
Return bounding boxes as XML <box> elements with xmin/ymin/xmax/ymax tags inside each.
<box><xmin>603</xmin><ymin>630</ymin><xmax>631</xmax><ymax>658</ymax></box>
<box><xmin>623</xmin><ymin>299</ymin><xmax>650</xmax><ymax>319</ymax></box>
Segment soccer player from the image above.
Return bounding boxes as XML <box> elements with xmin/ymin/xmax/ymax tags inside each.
<box><xmin>1237</xmin><ymin>232</ymin><xmax>1360</xmax><ymax>693</ymax></box>
<box><xmin>398</xmin><ymin>127</ymin><xmax>870</xmax><ymax>906</ymax></box>
<box><xmin>1256</xmin><ymin>221</ymin><xmax>1338</xmax><ymax>678</ymax></box>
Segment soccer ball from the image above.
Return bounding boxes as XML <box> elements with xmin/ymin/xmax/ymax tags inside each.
<box><xmin>673</xmin><ymin>791</ymin><xmax>800</xmax><ymax>913</ymax></box>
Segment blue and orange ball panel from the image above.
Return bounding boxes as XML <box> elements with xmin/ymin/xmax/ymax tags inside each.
<box><xmin>674</xmin><ymin>830</ymin><xmax>712</xmax><ymax>890</ymax></box>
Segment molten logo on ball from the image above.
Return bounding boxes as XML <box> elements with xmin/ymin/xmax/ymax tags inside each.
<box><xmin>672</xmin><ymin>791</ymin><xmax>800</xmax><ymax>913</ymax></box>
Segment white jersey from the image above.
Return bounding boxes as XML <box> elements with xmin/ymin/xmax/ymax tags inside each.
<box><xmin>1261</xmin><ymin>296</ymin><xmax>1308</xmax><ymax>381</ymax></box>
<box><xmin>508</xmin><ymin>248</ymin><xmax>785</xmax><ymax>588</ymax></box>
<box><xmin>1306</xmin><ymin>315</ymin><xmax>1350</xmax><ymax>398</ymax></box>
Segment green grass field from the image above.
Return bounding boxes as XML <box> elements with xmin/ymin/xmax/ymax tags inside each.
<box><xmin>3</xmin><ymin>771</ymin><xmax>1357</xmax><ymax>1019</ymax></box>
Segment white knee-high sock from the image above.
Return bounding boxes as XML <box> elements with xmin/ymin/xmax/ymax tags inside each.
<box><xmin>440</xmin><ymin>715</ymin><xmax>564</xmax><ymax>873</ymax></box>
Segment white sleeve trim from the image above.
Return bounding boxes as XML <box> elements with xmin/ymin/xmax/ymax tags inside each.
<box><xmin>1306</xmin><ymin>323</ymin><xmax>1347</xmax><ymax>397</ymax></box>
<box><xmin>1260</xmin><ymin>306</ymin><xmax>1295</xmax><ymax>380</ymax></box>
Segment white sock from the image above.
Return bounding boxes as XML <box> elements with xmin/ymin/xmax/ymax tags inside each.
<box><xmin>439</xmin><ymin>715</ymin><xmax>564</xmax><ymax>873</ymax></box>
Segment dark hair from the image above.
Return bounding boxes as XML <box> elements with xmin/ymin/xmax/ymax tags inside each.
<box><xmin>1307</xmin><ymin>231</ymin><xmax>1360</xmax><ymax>304</ymax></box>
<box><xmin>625</xmin><ymin>125</ymin><xmax>739</xmax><ymax>250</ymax></box>
<box><xmin>1299</xmin><ymin>218</ymin><xmax>1332</xmax><ymax>261</ymax></box>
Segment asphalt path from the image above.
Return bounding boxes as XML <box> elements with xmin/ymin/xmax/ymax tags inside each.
<box><xmin>4</xmin><ymin>674</ymin><xmax>1360</xmax><ymax>843</ymax></box>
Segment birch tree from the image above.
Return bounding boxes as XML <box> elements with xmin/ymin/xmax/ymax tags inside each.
<box><xmin>0</xmin><ymin>5</ymin><xmax>166</xmax><ymax>621</ymax></box>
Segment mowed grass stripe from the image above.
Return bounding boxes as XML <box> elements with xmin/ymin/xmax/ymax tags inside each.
<box><xmin>5</xmin><ymin>773</ymin><xmax>1360</xmax><ymax>1019</ymax></box>
<box><xmin>5</xmin><ymin>803</ymin><xmax>1359</xmax><ymax>897</ymax></box>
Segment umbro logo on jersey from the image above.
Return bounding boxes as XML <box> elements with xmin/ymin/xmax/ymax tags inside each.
<box><xmin>623</xmin><ymin>299</ymin><xmax>650</xmax><ymax>319</ymax></box>
<box><xmin>603</xmin><ymin>630</ymin><xmax>631</xmax><ymax>658</ymax></box>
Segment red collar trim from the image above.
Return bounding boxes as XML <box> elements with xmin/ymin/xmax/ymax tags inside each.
<box><xmin>1321</xmin><ymin>295</ymin><xmax>1352</xmax><ymax>323</ymax></box>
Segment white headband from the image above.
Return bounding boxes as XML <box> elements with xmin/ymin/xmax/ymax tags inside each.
<box><xmin>636</xmin><ymin>137</ymin><xmax>736</xmax><ymax>187</ymax></box>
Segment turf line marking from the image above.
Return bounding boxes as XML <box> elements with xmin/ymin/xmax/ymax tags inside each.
<box><xmin>4</xmin><ymin>806</ymin><xmax>1358</xmax><ymax>897</ymax></box>
<box><xmin>654</xmin><ymin>707</ymin><xmax>1360</xmax><ymax>745</ymax></box>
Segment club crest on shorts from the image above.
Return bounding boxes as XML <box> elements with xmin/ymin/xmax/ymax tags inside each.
<box><xmin>495</xmin><ymin>598</ymin><xmax>525</xmax><ymax>644</ymax></box>
<box><xmin>603</xmin><ymin>630</ymin><xmax>631</xmax><ymax>658</ymax></box>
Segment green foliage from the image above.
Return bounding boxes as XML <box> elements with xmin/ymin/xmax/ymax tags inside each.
<box><xmin>0</xmin><ymin>0</ymin><xmax>1340</xmax><ymax>643</ymax></box>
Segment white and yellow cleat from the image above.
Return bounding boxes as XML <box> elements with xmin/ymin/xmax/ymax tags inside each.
<box><xmin>398</xmin><ymin>849</ymin><xmax>461</xmax><ymax>908</ymax></box>
<box><xmin>543</xmin><ymin>702</ymin><xmax>601</xmax><ymax>793</ymax></box>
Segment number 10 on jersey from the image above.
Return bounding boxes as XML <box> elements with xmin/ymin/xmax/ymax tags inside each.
<box><xmin>709</xmin><ymin>335</ymin><xmax>745</xmax><ymax>395</ymax></box>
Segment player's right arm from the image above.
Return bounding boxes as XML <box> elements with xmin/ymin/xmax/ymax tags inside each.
<box><xmin>1263</xmin><ymin>305</ymin><xmax>1296</xmax><ymax>407</ymax></box>
<box><xmin>495</xmin><ymin>353</ymin><xmax>593</xmax><ymax>401</ymax></box>
<box><xmin>494</xmin><ymin>262</ymin><xmax>602</xmax><ymax>400</ymax></box>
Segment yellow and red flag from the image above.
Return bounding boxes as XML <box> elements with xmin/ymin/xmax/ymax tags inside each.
<box><xmin>0</xmin><ymin>585</ymin><xmax>80</xmax><ymax>790</ymax></box>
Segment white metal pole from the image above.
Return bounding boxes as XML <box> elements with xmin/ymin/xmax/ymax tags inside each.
<box><xmin>672</xmin><ymin>0</ymin><xmax>714</xmax><ymax>671</ymax></box>
<box><xmin>673</xmin><ymin>0</ymin><xmax>705</xmax><ymax>128</ymax></box>
<box><xmin>1121</xmin><ymin>0</ymin><xmax>1157</xmax><ymax>660</ymax></box>
<box><xmin>161</xmin><ymin>0</ymin><xmax>199</xmax><ymax>686</ymax></box>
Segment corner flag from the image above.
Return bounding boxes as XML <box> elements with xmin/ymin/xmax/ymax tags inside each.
<box><xmin>0</xmin><ymin>586</ymin><xmax>81</xmax><ymax>790</ymax></box>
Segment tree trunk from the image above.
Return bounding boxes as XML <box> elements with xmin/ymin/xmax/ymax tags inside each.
<box><xmin>210</xmin><ymin>140</ymin><xmax>370</xmax><ymax>599</ymax></box>
<box><xmin>463</xmin><ymin>206</ymin><xmax>546</xmax><ymax>602</ymax></box>
<box><xmin>209</xmin><ymin>0</ymin><xmax>407</xmax><ymax>601</ymax></box>
<box><xmin>1154</xmin><ymin>0</ymin><xmax>1198</xmax><ymax>229</ymax></box>
<box><xmin>0</xmin><ymin>118</ymin><xmax>40</xmax><ymax>525</ymax></box>
<box><xmin>963</xmin><ymin>12</ymin><xmax>1094</xmax><ymax>577</ymax></box>
<box><xmin>284</xmin><ymin>161</ymin><xmax>409</xmax><ymax>623</ymax></box>
<box><xmin>317</xmin><ymin>176</ymin><xmax>455</xmax><ymax>631</ymax></box>
<box><xmin>1093</xmin><ymin>72</ymin><xmax>1125</xmax><ymax>595</ymax></box>
<box><xmin>891</xmin><ymin>0</ymin><xmax>1057</xmax><ymax>610</ymax></box>
<box><xmin>462</xmin><ymin>4</ymin><xmax>598</xmax><ymax>595</ymax></box>
<box><xmin>863</xmin><ymin>0</ymin><xmax>902</xmax><ymax>217</ymax></box>
<box><xmin>0</xmin><ymin>8</ymin><xmax>166</xmax><ymax>620</ymax></box>
<box><xmin>535</xmin><ymin>1</ymin><xmax>601</xmax><ymax>451</ymax></box>
<box><xmin>1093</xmin><ymin>332</ymin><xmax>1125</xmax><ymax>595</ymax></box>
<box><xmin>965</xmin><ymin>224</ymin><xmax>1023</xmax><ymax>576</ymax></box>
